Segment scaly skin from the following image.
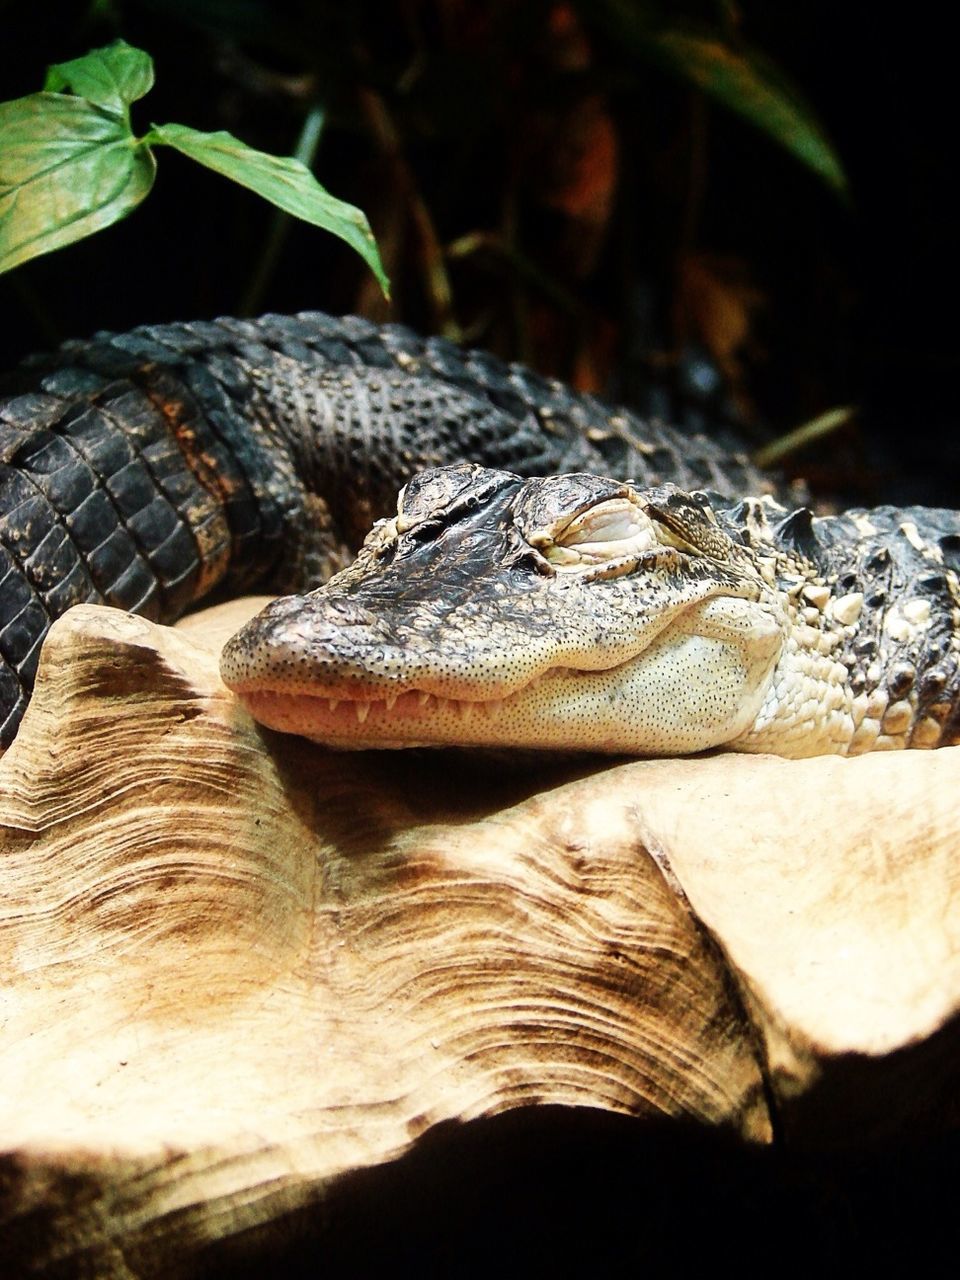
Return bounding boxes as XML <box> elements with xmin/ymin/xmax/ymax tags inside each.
<box><xmin>221</xmin><ymin>465</ymin><xmax>960</xmax><ymax>758</ymax></box>
<box><xmin>0</xmin><ymin>312</ymin><xmax>767</xmax><ymax>748</ymax></box>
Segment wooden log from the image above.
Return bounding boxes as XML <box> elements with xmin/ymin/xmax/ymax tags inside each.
<box><xmin>1</xmin><ymin>602</ymin><xmax>959</xmax><ymax>1273</ymax></box>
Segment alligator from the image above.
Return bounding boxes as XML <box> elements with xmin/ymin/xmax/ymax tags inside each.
<box><xmin>0</xmin><ymin>311</ymin><xmax>766</xmax><ymax>750</ymax></box>
<box><xmin>3</xmin><ymin>312</ymin><xmax>959</xmax><ymax>757</ymax></box>
<box><xmin>220</xmin><ymin>463</ymin><xmax>960</xmax><ymax>758</ymax></box>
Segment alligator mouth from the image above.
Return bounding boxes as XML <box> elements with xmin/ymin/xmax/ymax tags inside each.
<box><xmin>238</xmin><ymin>684</ymin><xmax>519</xmax><ymax>745</ymax></box>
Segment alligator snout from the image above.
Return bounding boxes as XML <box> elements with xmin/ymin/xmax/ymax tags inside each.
<box><xmin>220</xmin><ymin>588</ymin><xmax>399</xmax><ymax>690</ymax></box>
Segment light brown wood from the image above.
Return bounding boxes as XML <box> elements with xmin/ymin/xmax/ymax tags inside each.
<box><xmin>2</xmin><ymin>601</ymin><xmax>959</xmax><ymax>1272</ymax></box>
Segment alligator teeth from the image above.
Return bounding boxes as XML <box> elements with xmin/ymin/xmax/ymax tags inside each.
<box><xmin>484</xmin><ymin>699</ymin><xmax>504</xmax><ymax>718</ymax></box>
<box><xmin>328</xmin><ymin>699</ymin><xmax>340</xmax><ymax>713</ymax></box>
<box><xmin>455</xmin><ymin>701</ymin><xmax>474</xmax><ymax>723</ymax></box>
<box><xmin>384</xmin><ymin>691</ymin><xmax>399</xmax><ymax>712</ymax></box>
<box><xmin>355</xmin><ymin>701</ymin><xmax>371</xmax><ymax>724</ymax></box>
<box><xmin>417</xmin><ymin>692</ymin><xmax>433</xmax><ymax>709</ymax></box>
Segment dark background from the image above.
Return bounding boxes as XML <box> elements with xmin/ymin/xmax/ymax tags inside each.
<box><xmin>1</xmin><ymin>0</ymin><xmax>956</xmax><ymax>506</ymax></box>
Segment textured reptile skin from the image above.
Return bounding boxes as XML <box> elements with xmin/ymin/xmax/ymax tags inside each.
<box><xmin>0</xmin><ymin>311</ymin><xmax>770</xmax><ymax>748</ymax></box>
<box><xmin>222</xmin><ymin>467</ymin><xmax>960</xmax><ymax>757</ymax></box>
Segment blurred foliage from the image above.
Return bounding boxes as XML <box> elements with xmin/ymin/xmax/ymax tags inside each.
<box><xmin>3</xmin><ymin>0</ymin><xmax>954</xmax><ymax>504</ymax></box>
<box><xmin>580</xmin><ymin>1</ymin><xmax>848</xmax><ymax>199</ymax></box>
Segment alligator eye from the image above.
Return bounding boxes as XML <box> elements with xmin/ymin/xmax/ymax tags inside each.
<box><xmin>558</xmin><ymin>498</ymin><xmax>655</xmax><ymax>546</ymax></box>
<box><xmin>532</xmin><ymin>497</ymin><xmax>659</xmax><ymax>567</ymax></box>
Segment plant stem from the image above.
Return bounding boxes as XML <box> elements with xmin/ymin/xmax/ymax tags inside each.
<box><xmin>238</xmin><ymin>103</ymin><xmax>326</xmax><ymax>316</ymax></box>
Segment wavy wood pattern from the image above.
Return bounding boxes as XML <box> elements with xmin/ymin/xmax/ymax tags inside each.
<box><xmin>1</xmin><ymin>601</ymin><xmax>959</xmax><ymax>1273</ymax></box>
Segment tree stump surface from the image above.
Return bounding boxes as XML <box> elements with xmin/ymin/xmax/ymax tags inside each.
<box><xmin>2</xmin><ymin>602</ymin><xmax>959</xmax><ymax>1275</ymax></box>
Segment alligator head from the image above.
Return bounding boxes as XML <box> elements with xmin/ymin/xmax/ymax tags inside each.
<box><xmin>220</xmin><ymin>463</ymin><xmax>785</xmax><ymax>754</ymax></box>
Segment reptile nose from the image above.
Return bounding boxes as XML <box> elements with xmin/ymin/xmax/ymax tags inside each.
<box><xmin>220</xmin><ymin>590</ymin><xmax>391</xmax><ymax>689</ymax></box>
<box><xmin>269</xmin><ymin>592</ymin><xmax>383</xmax><ymax>635</ymax></box>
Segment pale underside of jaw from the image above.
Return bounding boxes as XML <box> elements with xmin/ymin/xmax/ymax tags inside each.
<box><xmin>227</xmin><ymin>596</ymin><xmax>775</xmax><ymax>753</ymax></box>
<box><xmin>237</xmin><ymin>673</ymin><xmax>568</xmax><ymax>750</ymax></box>
<box><xmin>232</xmin><ymin>645</ymin><xmax>745</xmax><ymax>755</ymax></box>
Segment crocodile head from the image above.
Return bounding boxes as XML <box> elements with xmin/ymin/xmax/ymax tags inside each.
<box><xmin>220</xmin><ymin>463</ymin><xmax>785</xmax><ymax>754</ymax></box>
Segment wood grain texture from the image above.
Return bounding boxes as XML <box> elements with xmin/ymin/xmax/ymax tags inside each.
<box><xmin>1</xmin><ymin>601</ymin><xmax>959</xmax><ymax>1273</ymax></box>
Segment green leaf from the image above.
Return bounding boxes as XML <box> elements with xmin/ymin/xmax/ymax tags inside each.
<box><xmin>148</xmin><ymin>122</ymin><xmax>390</xmax><ymax>297</ymax></box>
<box><xmin>44</xmin><ymin>40</ymin><xmax>155</xmax><ymax>115</ymax></box>
<box><xmin>647</xmin><ymin>28</ymin><xmax>848</xmax><ymax>199</ymax></box>
<box><xmin>0</xmin><ymin>93</ymin><xmax>156</xmax><ymax>274</ymax></box>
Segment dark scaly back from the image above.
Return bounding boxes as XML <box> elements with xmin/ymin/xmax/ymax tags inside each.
<box><xmin>0</xmin><ymin>311</ymin><xmax>768</xmax><ymax>746</ymax></box>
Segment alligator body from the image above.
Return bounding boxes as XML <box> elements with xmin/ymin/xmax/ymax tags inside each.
<box><xmin>221</xmin><ymin>465</ymin><xmax>960</xmax><ymax>758</ymax></box>
<box><xmin>0</xmin><ymin>312</ymin><xmax>766</xmax><ymax>749</ymax></box>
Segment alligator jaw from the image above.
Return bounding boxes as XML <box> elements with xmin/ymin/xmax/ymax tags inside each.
<box><xmin>221</xmin><ymin>465</ymin><xmax>786</xmax><ymax>755</ymax></box>
<box><xmin>228</xmin><ymin>594</ymin><xmax>781</xmax><ymax>755</ymax></box>
<box><xmin>237</xmin><ymin>686</ymin><xmax>515</xmax><ymax>750</ymax></box>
